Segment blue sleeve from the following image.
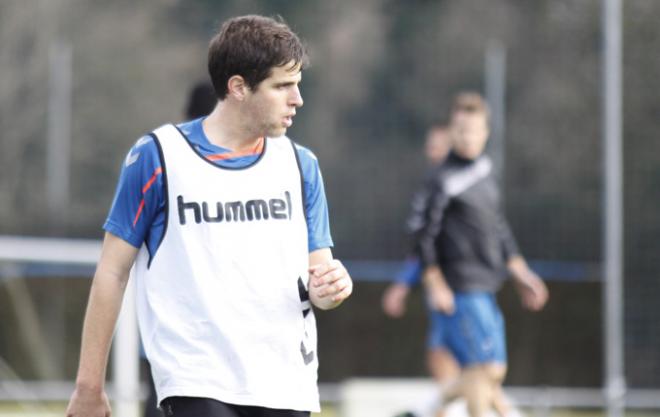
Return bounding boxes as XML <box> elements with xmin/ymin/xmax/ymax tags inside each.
<box><xmin>295</xmin><ymin>144</ymin><xmax>334</xmax><ymax>252</ymax></box>
<box><xmin>395</xmin><ymin>256</ymin><xmax>423</xmax><ymax>286</ymax></box>
<box><xmin>103</xmin><ymin>136</ymin><xmax>165</xmax><ymax>248</ymax></box>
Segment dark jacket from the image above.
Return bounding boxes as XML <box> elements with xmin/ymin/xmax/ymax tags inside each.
<box><xmin>409</xmin><ymin>152</ymin><xmax>519</xmax><ymax>293</ymax></box>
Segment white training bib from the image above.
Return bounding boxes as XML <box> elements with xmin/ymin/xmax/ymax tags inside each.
<box><xmin>133</xmin><ymin>124</ymin><xmax>319</xmax><ymax>412</ymax></box>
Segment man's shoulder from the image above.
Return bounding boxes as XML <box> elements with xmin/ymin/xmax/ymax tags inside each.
<box><xmin>293</xmin><ymin>142</ymin><xmax>319</xmax><ymax>163</ymax></box>
<box><xmin>442</xmin><ymin>155</ymin><xmax>494</xmax><ymax>197</ymax></box>
<box><xmin>175</xmin><ymin>118</ymin><xmax>201</xmax><ymax>138</ymax></box>
<box><xmin>428</xmin><ymin>158</ymin><xmax>455</xmax><ymax>182</ymax></box>
<box><xmin>437</xmin><ymin>154</ymin><xmax>492</xmax><ymax>175</ymax></box>
<box><xmin>137</xmin><ymin>119</ymin><xmax>201</xmax><ymax>147</ymax></box>
<box><xmin>271</xmin><ymin>136</ymin><xmax>319</xmax><ymax>164</ymax></box>
<box><xmin>123</xmin><ymin>134</ymin><xmax>162</xmax><ymax>171</ymax></box>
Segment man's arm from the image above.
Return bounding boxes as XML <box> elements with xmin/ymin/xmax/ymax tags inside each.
<box><xmin>495</xmin><ymin>211</ymin><xmax>521</xmax><ymax>263</ymax></box>
<box><xmin>414</xmin><ymin>168</ymin><xmax>451</xmax><ymax>270</ymax></box>
<box><xmin>405</xmin><ymin>169</ymin><xmax>440</xmax><ymax>236</ymax></box>
<box><xmin>507</xmin><ymin>255</ymin><xmax>549</xmax><ymax>311</ymax></box>
<box><xmin>422</xmin><ymin>265</ymin><xmax>455</xmax><ymax>314</ymax></box>
<box><xmin>412</xmin><ymin>167</ymin><xmax>455</xmax><ymax>313</ymax></box>
<box><xmin>308</xmin><ymin>248</ymin><xmax>353</xmax><ymax>310</ymax></box>
<box><xmin>382</xmin><ymin>283</ymin><xmax>409</xmax><ymax>318</ymax></box>
<box><xmin>66</xmin><ymin>232</ymin><xmax>139</xmax><ymax>417</ymax></box>
<box><xmin>382</xmin><ymin>168</ymin><xmax>442</xmax><ymax>318</ymax></box>
<box><xmin>381</xmin><ymin>257</ymin><xmax>423</xmax><ymax>318</ymax></box>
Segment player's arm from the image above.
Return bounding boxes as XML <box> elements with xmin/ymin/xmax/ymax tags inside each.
<box><xmin>68</xmin><ymin>136</ymin><xmax>161</xmax><ymax>417</ymax></box>
<box><xmin>383</xmin><ymin>166</ymin><xmax>442</xmax><ymax>317</ymax></box>
<box><xmin>495</xmin><ymin>210</ymin><xmax>549</xmax><ymax>311</ymax></box>
<box><xmin>422</xmin><ymin>264</ymin><xmax>455</xmax><ymax>314</ymax></box>
<box><xmin>66</xmin><ymin>232</ymin><xmax>139</xmax><ymax>417</ymax></box>
<box><xmin>382</xmin><ymin>256</ymin><xmax>423</xmax><ymax>318</ymax></box>
<box><xmin>414</xmin><ymin>167</ymin><xmax>454</xmax><ymax>313</ymax></box>
<box><xmin>405</xmin><ymin>168</ymin><xmax>440</xmax><ymax>236</ymax></box>
<box><xmin>294</xmin><ymin>144</ymin><xmax>350</xmax><ymax>310</ymax></box>
<box><xmin>382</xmin><ymin>283</ymin><xmax>409</xmax><ymax>318</ymax></box>
<box><xmin>414</xmin><ymin>166</ymin><xmax>450</xmax><ymax>269</ymax></box>
<box><xmin>308</xmin><ymin>248</ymin><xmax>353</xmax><ymax>310</ymax></box>
<box><xmin>507</xmin><ymin>255</ymin><xmax>549</xmax><ymax>312</ymax></box>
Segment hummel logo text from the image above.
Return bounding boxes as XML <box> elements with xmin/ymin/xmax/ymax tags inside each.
<box><xmin>177</xmin><ymin>191</ymin><xmax>293</xmax><ymax>225</ymax></box>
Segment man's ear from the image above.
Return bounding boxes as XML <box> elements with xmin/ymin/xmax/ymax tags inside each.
<box><xmin>227</xmin><ymin>75</ymin><xmax>249</xmax><ymax>100</ymax></box>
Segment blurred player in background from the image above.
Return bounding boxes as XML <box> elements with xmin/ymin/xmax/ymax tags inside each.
<box><xmin>66</xmin><ymin>14</ymin><xmax>353</xmax><ymax>417</ymax></box>
<box><xmin>142</xmin><ymin>79</ymin><xmax>216</xmax><ymax>417</ymax></box>
<box><xmin>184</xmin><ymin>80</ymin><xmax>217</xmax><ymax>120</ymax></box>
<box><xmin>415</xmin><ymin>92</ymin><xmax>548</xmax><ymax>417</ymax></box>
<box><xmin>382</xmin><ymin>125</ymin><xmax>460</xmax><ymax>389</ymax></box>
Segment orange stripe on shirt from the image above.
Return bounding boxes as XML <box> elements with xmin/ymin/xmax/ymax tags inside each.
<box><xmin>132</xmin><ymin>199</ymin><xmax>146</xmax><ymax>227</ymax></box>
<box><xmin>142</xmin><ymin>167</ymin><xmax>163</xmax><ymax>194</ymax></box>
<box><xmin>206</xmin><ymin>138</ymin><xmax>264</xmax><ymax>161</ymax></box>
<box><xmin>133</xmin><ymin>167</ymin><xmax>163</xmax><ymax>227</ymax></box>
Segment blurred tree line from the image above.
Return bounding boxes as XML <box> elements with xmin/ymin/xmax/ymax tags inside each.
<box><xmin>1</xmin><ymin>0</ymin><xmax>658</xmax><ymax>387</ymax></box>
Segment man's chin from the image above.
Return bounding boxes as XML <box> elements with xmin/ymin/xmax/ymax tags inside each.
<box><xmin>266</xmin><ymin>127</ymin><xmax>288</xmax><ymax>138</ymax></box>
<box><xmin>455</xmin><ymin>149</ymin><xmax>482</xmax><ymax>160</ymax></box>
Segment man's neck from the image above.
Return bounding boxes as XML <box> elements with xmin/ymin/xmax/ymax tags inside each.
<box><xmin>202</xmin><ymin>103</ymin><xmax>262</xmax><ymax>151</ymax></box>
<box><xmin>450</xmin><ymin>151</ymin><xmax>478</xmax><ymax>163</ymax></box>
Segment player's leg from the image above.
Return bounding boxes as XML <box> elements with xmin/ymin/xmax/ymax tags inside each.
<box><xmin>426</xmin><ymin>366</ymin><xmax>495</xmax><ymax>417</ymax></box>
<box><xmin>427</xmin><ymin>347</ymin><xmax>460</xmax><ymax>384</ymax></box>
<box><xmin>427</xmin><ymin>308</ymin><xmax>462</xmax><ymax>385</ymax></box>
<box><xmin>457</xmin><ymin>364</ymin><xmax>507</xmax><ymax>417</ymax></box>
<box><xmin>482</xmin><ymin>304</ymin><xmax>511</xmax><ymax>417</ymax></box>
<box><xmin>458</xmin><ymin>363</ymin><xmax>507</xmax><ymax>417</ymax></box>
<box><xmin>402</xmin><ymin>311</ymin><xmax>460</xmax><ymax>417</ymax></box>
<box><xmin>427</xmin><ymin>346</ymin><xmax>461</xmax><ymax>416</ymax></box>
<box><xmin>435</xmin><ymin>363</ymin><xmax>508</xmax><ymax>417</ymax></box>
<box><xmin>439</xmin><ymin>292</ymin><xmax>508</xmax><ymax>417</ymax></box>
<box><xmin>427</xmin><ymin>311</ymin><xmax>460</xmax><ymax>416</ymax></box>
<box><xmin>490</xmin><ymin>373</ymin><xmax>513</xmax><ymax>417</ymax></box>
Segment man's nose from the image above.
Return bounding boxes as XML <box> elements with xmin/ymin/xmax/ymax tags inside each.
<box><xmin>290</xmin><ymin>86</ymin><xmax>303</xmax><ymax>107</ymax></box>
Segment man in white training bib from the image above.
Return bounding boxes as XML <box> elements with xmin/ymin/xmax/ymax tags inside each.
<box><xmin>66</xmin><ymin>15</ymin><xmax>353</xmax><ymax>417</ymax></box>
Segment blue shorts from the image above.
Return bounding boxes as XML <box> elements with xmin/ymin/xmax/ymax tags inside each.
<box><xmin>427</xmin><ymin>292</ymin><xmax>506</xmax><ymax>367</ymax></box>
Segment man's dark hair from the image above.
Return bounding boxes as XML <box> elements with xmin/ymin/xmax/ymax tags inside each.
<box><xmin>184</xmin><ymin>81</ymin><xmax>217</xmax><ymax>119</ymax></box>
<box><xmin>208</xmin><ymin>15</ymin><xmax>309</xmax><ymax>100</ymax></box>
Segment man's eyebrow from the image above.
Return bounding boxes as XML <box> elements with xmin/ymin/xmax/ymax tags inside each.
<box><xmin>275</xmin><ymin>79</ymin><xmax>299</xmax><ymax>86</ymax></box>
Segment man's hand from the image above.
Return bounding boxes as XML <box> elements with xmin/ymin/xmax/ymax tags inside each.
<box><xmin>65</xmin><ymin>385</ymin><xmax>111</xmax><ymax>417</ymax></box>
<box><xmin>423</xmin><ymin>266</ymin><xmax>455</xmax><ymax>314</ymax></box>
<box><xmin>382</xmin><ymin>283</ymin><xmax>410</xmax><ymax>318</ymax></box>
<box><xmin>309</xmin><ymin>259</ymin><xmax>353</xmax><ymax>310</ymax></box>
<box><xmin>513</xmin><ymin>269</ymin><xmax>548</xmax><ymax>311</ymax></box>
<box><xmin>508</xmin><ymin>256</ymin><xmax>549</xmax><ymax>311</ymax></box>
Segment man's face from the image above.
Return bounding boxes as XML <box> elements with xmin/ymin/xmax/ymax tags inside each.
<box><xmin>450</xmin><ymin>111</ymin><xmax>490</xmax><ymax>160</ymax></box>
<box><xmin>243</xmin><ymin>61</ymin><xmax>303</xmax><ymax>138</ymax></box>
